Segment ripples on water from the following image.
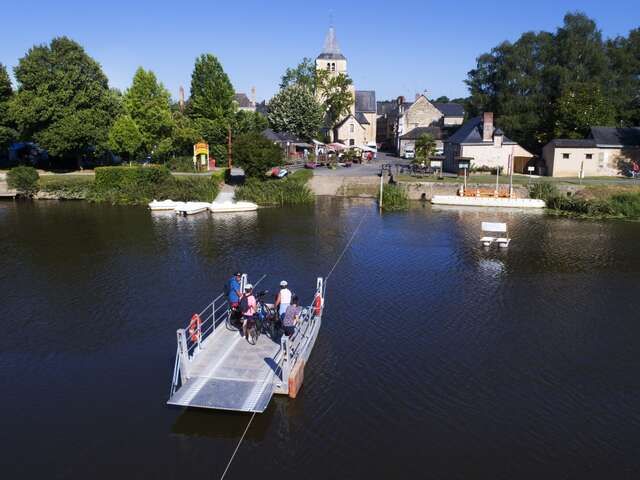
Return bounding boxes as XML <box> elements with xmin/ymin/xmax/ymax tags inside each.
<box><xmin>0</xmin><ymin>198</ymin><xmax>639</xmax><ymax>479</ymax></box>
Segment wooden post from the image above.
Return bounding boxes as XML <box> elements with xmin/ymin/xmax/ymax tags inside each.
<box><xmin>379</xmin><ymin>173</ymin><xmax>384</xmax><ymax>211</ymax></box>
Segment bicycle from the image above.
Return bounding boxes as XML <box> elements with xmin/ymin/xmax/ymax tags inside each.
<box><xmin>246</xmin><ymin>290</ymin><xmax>279</xmax><ymax>344</ymax></box>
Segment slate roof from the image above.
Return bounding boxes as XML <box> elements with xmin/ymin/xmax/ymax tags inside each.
<box><xmin>335</xmin><ymin>114</ymin><xmax>365</xmax><ymax>129</ymax></box>
<box><xmin>234</xmin><ymin>93</ymin><xmax>253</xmax><ymax>108</ymax></box>
<box><xmin>433</xmin><ymin>102</ymin><xmax>465</xmax><ymax>117</ymax></box>
<box><xmin>355</xmin><ymin>90</ymin><xmax>376</xmax><ymax>113</ymax></box>
<box><xmin>589</xmin><ymin>127</ymin><xmax>640</xmax><ymax>146</ymax></box>
<box><xmin>355</xmin><ymin>112</ymin><xmax>370</xmax><ymax>125</ymax></box>
<box><xmin>400</xmin><ymin>126</ymin><xmax>443</xmax><ymax>140</ymax></box>
<box><xmin>377</xmin><ymin>100</ymin><xmax>397</xmax><ymax>117</ymax></box>
<box><xmin>262</xmin><ymin>128</ymin><xmax>302</xmax><ymax>143</ymax></box>
<box><xmin>446</xmin><ymin>116</ymin><xmax>516</xmax><ymax>145</ymax></box>
<box><xmin>547</xmin><ymin>138</ymin><xmax>597</xmax><ymax>148</ymax></box>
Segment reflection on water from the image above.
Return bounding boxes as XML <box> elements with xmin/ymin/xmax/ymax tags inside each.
<box><xmin>1</xmin><ymin>198</ymin><xmax>640</xmax><ymax>479</ymax></box>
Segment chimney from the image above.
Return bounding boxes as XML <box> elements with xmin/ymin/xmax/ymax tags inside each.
<box><xmin>482</xmin><ymin>112</ymin><xmax>494</xmax><ymax>142</ymax></box>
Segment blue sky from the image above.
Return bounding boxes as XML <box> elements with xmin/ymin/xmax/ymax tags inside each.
<box><xmin>1</xmin><ymin>0</ymin><xmax>638</xmax><ymax>103</ymax></box>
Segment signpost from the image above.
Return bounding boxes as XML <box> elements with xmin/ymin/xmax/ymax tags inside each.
<box><xmin>458</xmin><ymin>161</ymin><xmax>470</xmax><ymax>192</ymax></box>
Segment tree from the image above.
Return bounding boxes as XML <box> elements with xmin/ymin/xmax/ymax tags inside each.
<box><xmin>433</xmin><ymin>96</ymin><xmax>450</xmax><ymax>103</ymax></box>
<box><xmin>170</xmin><ymin>110</ymin><xmax>200</xmax><ymax>156</ymax></box>
<box><xmin>233</xmin><ymin>110</ymin><xmax>268</xmax><ymax>136</ymax></box>
<box><xmin>123</xmin><ymin>67</ymin><xmax>174</xmax><ymax>157</ymax></box>
<box><xmin>316</xmin><ymin>69</ymin><xmax>354</xmax><ymax>131</ymax></box>
<box><xmin>9</xmin><ymin>37</ymin><xmax>120</xmax><ymax>164</ymax></box>
<box><xmin>233</xmin><ymin>132</ymin><xmax>282</xmax><ymax>177</ymax></box>
<box><xmin>280</xmin><ymin>57</ymin><xmax>316</xmax><ymax>90</ymax></box>
<box><xmin>554</xmin><ymin>83</ymin><xmax>614</xmax><ymax>138</ymax></box>
<box><xmin>267</xmin><ymin>84</ymin><xmax>324</xmax><ymax>139</ymax></box>
<box><xmin>415</xmin><ymin>133</ymin><xmax>436</xmax><ymax>165</ymax></box>
<box><xmin>188</xmin><ymin>54</ymin><xmax>235</xmax><ymax>145</ymax></box>
<box><xmin>108</xmin><ymin>115</ymin><xmax>143</xmax><ymax>162</ymax></box>
<box><xmin>0</xmin><ymin>63</ymin><xmax>17</xmax><ymax>154</ymax></box>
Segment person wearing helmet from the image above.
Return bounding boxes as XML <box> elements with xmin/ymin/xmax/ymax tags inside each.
<box><xmin>239</xmin><ymin>284</ymin><xmax>256</xmax><ymax>340</ymax></box>
<box><xmin>275</xmin><ymin>280</ymin><xmax>292</xmax><ymax>319</ymax></box>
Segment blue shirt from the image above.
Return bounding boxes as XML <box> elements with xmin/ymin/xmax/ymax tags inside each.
<box><xmin>228</xmin><ymin>277</ymin><xmax>241</xmax><ymax>302</ymax></box>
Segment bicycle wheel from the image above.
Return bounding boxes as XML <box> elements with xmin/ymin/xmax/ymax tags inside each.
<box><xmin>248</xmin><ymin>324</ymin><xmax>258</xmax><ymax>345</ymax></box>
<box><xmin>225</xmin><ymin>309</ymin><xmax>236</xmax><ymax>331</ymax></box>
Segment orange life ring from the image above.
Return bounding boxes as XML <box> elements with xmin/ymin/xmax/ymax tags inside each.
<box><xmin>314</xmin><ymin>294</ymin><xmax>322</xmax><ymax>316</ymax></box>
<box><xmin>189</xmin><ymin>314</ymin><xmax>202</xmax><ymax>342</ymax></box>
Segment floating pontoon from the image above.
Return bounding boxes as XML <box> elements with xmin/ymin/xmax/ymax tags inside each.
<box><xmin>167</xmin><ymin>275</ymin><xmax>325</xmax><ymax>413</ymax></box>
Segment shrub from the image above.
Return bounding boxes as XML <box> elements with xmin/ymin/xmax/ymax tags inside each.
<box><xmin>165</xmin><ymin>156</ymin><xmax>195</xmax><ymax>172</ymax></box>
<box><xmin>92</xmin><ymin>165</ymin><xmax>171</xmax><ymax>204</ymax></box>
<box><xmin>233</xmin><ymin>132</ymin><xmax>282</xmax><ymax>177</ymax></box>
<box><xmin>39</xmin><ymin>176</ymin><xmax>93</xmax><ymax>199</ymax></box>
<box><xmin>528</xmin><ymin>182</ymin><xmax>559</xmax><ymax>202</ymax></box>
<box><xmin>235</xmin><ymin>171</ymin><xmax>313</xmax><ymax>206</ymax></box>
<box><xmin>7</xmin><ymin>166</ymin><xmax>39</xmax><ymax>196</ymax></box>
<box><xmin>380</xmin><ymin>184</ymin><xmax>408</xmax><ymax>211</ymax></box>
<box><xmin>158</xmin><ymin>176</ymin><xmax>220</xmax><ymax>202</ymax></box>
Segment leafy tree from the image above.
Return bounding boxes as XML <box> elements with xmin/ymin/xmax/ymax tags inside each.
<box><xmin>415</xmin><ymin>133</ymin><xmax>436</xmax><ymax>165</ymax></box>
<box><xmin>607</xmin><ymin>28</ymin><xmax>640</xmax><ymax>126</ymax></box>
<box><xmin>170</xmin><ymin>110</ymin><xmax>200</xmax><ymax>156</ymax></box>
<box><xmin>188</xmin><ymin>54</ymin><xmax>235</xmax><ymax>145</ymax></box>
<box><xmin>280</xmin><ymin>57</ymin><xmax>316</xmax><ymax>90</ymax></box>
<box><xmin>108</xmin><ymin>115</ymin><xmax>143</xmax><ymax>162</ymax></box>
<box><xmin>233</xmin><ymin>110</ymin><xmax>268</xmax><ymax>136</ymax></box>
<box><xmin>267</xmin><ymin>84</ymin><xmax>324</xmax><ymax>139</ymax></box>
<box><xmin>0</xmin><ymin>63</ymin><xmax>18</xmax><ymax>153</ymax></box>
<box><xmin>316</xmin><ymin>69</ymin><xmax>354</xmax><ymax>131</ymax></box>
<box><xmin>233</xmin><ymin>132</ymin><xmax>282</xmax><ymax>177</ymax></box>
<box><xmin>123</xmin><ymin>67</ymin><xmax>174</xmax><ymax>157</ymax></box>
<box><xmin>554</xmin><ymin>83</ymin><xmax>614</xmax><ymax>138</ymax></box>
<box><xmin>433</xmin><ymin>96</ymin><xmax>450</xmax><ymax>103</ymax></box>
<box><xmin>9</xmin><ymin>37</ymin><xmax>120</xmax><ymax>164</ymax></box>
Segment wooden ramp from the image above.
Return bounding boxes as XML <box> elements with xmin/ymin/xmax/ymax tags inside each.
<box><xmin>167</xmin><ymin>326</ymin><xmax>282</xmax><ymax>413</ymax></box>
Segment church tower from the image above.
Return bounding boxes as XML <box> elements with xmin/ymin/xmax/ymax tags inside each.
<box><xmin>316</xmin><ymin>26</ymin><xmax>347</xmax><ymax>77</ymax></box>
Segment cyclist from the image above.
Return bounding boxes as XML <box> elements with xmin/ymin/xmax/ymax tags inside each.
<box><xmin>282</xmin><ymin>295</ymin><xmax>302</xmax><ymax>337</ymax></box>
<box><xmin>275</xmin><ymin>280</ymin><xmax>292</xmax><ymax>320</ymax></box>
<box><xmin>240</xmin><ymin>284</ymin><xmax>256</xmax><ymax>341</ymax></box>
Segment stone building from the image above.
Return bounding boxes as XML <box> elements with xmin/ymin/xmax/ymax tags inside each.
<box><xmin>542</xmin><ymin>127</ymin><xmax>640</xmax><ymax>177</ymax></box>
<box><xmin>443</xmin><ymin>112</ymin><xmax>533</xmax><ymax>173</ymax></box>
<box><xmin>315</xmin><ymin>27</ymin><xmax>376</xmax><ymax>146</ymax></box>
<box><xmin>376</xmin><ymin>95</ymin><xmax>464</xmax><ymax>155</ymax></box>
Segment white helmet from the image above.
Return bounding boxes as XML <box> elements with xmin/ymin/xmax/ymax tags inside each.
<box><xmin>280</xmin><ymin>280</ymin><xmax>288</xmax><ymax>287</ymax></box>
<box><xmin>244</xmin><ymin>283</ymin><xmax>253</xmax><ymax>291</ymax></box>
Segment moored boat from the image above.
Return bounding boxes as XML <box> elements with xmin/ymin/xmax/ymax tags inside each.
<box><xmin>209</xmin><ymin>200</ymin><xmax>258</xmax><ymax>213</ymax></box>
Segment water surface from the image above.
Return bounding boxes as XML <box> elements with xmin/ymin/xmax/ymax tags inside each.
<box><xmin>1</xmin><ymin>199</ymin><xmax>639</xmax><ymax>479</ymax></box>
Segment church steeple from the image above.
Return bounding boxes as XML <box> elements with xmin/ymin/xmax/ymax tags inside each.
<box><xmin>317</xmin><ymin>26</ymin><xmax>346</xmax><ymax>60</ymax></box>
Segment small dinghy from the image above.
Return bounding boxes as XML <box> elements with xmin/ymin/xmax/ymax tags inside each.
<box><xmin>209</xmin><ymin>200</ymin><xmax>258</xmax><ymax>213</ymax></box>
<box><xmin>149</xmin><ymin>199</ymin><xmax>184</xmax><ymax>211</ymax></box>
<box><xmin>175</xmin><ymin>202</ymin><xmax>210</xmax><ymax>216</ymax></box>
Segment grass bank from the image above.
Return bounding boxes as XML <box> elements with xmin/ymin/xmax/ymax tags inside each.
<box><xmin>530</xmin><ymin>182</ymin><xmax>640</xmax><ymax>220</ymax></box>
<box><xmin>235</xmin><ymin>169</ymin><xmax>314</xmax><ymax>206</ymax></box>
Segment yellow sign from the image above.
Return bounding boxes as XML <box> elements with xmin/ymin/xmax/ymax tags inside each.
<box><xmin>194</xmin><ymin>142</ymin><xmax>209</xmax><ymax>156</ymax></box>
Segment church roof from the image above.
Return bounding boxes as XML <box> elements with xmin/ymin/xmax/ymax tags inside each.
<box><xmin>355</xmin><ymin>91</ymin><xmax>376</xmax><ymax>113</ymax></box>
<box><xmin>318</xmin><ymin>26</ymin><xmax>346</xmax><ymax>60</ymax></box>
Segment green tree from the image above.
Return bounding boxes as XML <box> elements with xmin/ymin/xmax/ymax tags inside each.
<box><xmin>607</xmin><ymin>28</ymin><xmax>640</xmax><ymax>126</ymax></box>
<box><xmin>170</xmin><ymin>110</ymin><xmax>200</xmax><ymax>156</ymax></box>
<box><xmin>415</xmin><ymin>133</ymin><xmax>436</xmax><ymax>165</ymax></box>
<box><xmin>188</xmin><ymin>54</ymin><xmax>235</xmax><ymax>145</ymax></box>
<box><xmin>108</xmin><ymin>115</ymin><xmax>143</xmax><ymax>162</ymax></box>
<box><xmin>0</xmin><ymin>63</ymin><xmax>18</xmax><ymax>154</ymax></box>
<box><xmin>267</xmin><ymin>84</ymin><xmax>324</xmax><ymax>139</ymax></box>
<box><xmin>233</xmin><ymin>132</ymin><xmax>282</xmax><ymax>177</ymax></box>
<box><xmin>316</xmin><ymin>69</ymin><xmax>354</xmax><ymax>131</ymax></box>
<box><xmin>9</xmin><ymin>37</ymin><xmax>120</xmax><ymax>164</ymax></box>
<box><xmin>554</xmin><ymin>83</ymin><xmax>615</xmax><ymax>138</ymax></box>
<box><xmin>280</xmin><ymin>57</ymin><xmax>316</xmax><ymax>90</ymax></box>
<box><xmin>123</xmin><ymin>67</ymin><xmax>174</xmax><ymax>157</ymax></box>
<box><xmin>233</xmin><ymin>110</ymin><xmax>268</xmax><ymax>136</ymax></box>
<box><xmin>7</xmin><ymin>165</ymin><xmax>39</xmax><ymax>196</ymax></box>
<box><xmin>433</xmin><ymin>96</ymin><xmax>450</xmax><ymax>103</ymax></box>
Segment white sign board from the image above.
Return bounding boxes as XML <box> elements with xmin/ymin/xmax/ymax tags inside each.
<box><xmin>481</xmin><ymin>222</ymin><xmax>507</xmax><ymax>233</ymax></box>
<box><xmin>527</xmin><ymin>166</ymin><xmax>535</xmax><ymax>172</ymax></box>
<box><xmin>431</xmin><ymin>160</ymin><xmax>443</xmax><ymax>168</ymax></box>
<box><xmin>459</xmin><ymin>162</ymin><xmax>470</xmax><ymax>169</ymax></box>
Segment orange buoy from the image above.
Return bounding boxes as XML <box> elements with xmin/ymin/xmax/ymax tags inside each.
<box><xmin>189</xmin><ymin>314</ymin><xmax>202</xmax><ymax>342</ymax></box>
<box><xmin>314</xmin><ymin>294</ymin><xmax>322</xmax><ymax>316</ymax></box>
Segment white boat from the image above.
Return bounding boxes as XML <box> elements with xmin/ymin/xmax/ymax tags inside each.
<box><xmin>149</xmin><ymin>199</ymin><xmax>185</xmax><ymax>211</ymax></box>
<box><xmin>175</xmin><ymin>202</ymin><xmax>211</xmax><ymax>216</ymax></box>
<box><xmin>431</xmin><ymin>195</ymin><xmax>546</xmax><ymax>209</ymax></box>
<box><xmin>209</xmin><ymin>200</ymin><xmax>258</xmax><ymax>213</ymax></box>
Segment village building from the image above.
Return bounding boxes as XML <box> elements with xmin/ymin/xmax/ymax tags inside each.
<box><xmin>542</xmin><ymin>127</ymin><xmax>640</xmax><ymax>177</ymax></box>
<box><xmin>443</xmin><ymin>112</ymin><xmax>533</xmax><ymax>173</ymax></box>
<box><xmin>315</xmin><ymin>27</ymin><xmax>376</xmax><ymax>146</ymax></box>
<box><xmin>376</xmin><ymin>95</ymin><xmax>465</xmax><ymax>155</ymax></box>
<box><xmin>233</xmin><ymin>88</ymin><xmax>256</xmax><ymax>112</ymax></box>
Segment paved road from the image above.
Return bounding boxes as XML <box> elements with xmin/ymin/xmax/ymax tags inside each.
<box><xmin>312</xmin><ymin>151</ymin><xmax>407</xmax><ymax>177</ymax></box>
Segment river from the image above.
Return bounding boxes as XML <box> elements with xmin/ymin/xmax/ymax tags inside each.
<box><xmin>1</xmin><ymin>198</ymin><xmax>639</xmax><ymax>479</ymax></box>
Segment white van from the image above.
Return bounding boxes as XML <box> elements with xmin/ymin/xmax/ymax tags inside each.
<box><xmin>404</xmin><ymin>147</ymin><xmax>415</xmax><ymax>159</ymax></box>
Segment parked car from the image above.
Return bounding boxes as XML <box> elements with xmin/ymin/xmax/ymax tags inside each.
<box><xmin>404</xmin><ymin>148</ymin><xmax>415</xmax><ymax>160</ymax></box>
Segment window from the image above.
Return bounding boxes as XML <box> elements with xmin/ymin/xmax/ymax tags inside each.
<box><xmin>562</xmin><ymin>153</ymin><xmax>570</xmax><ymax>159</ymax></box>
<box><xmin>326</xmin><ymin>63</ymin><xmax>330</xmax><ymax>70</ymax></box>
<box><xmin>350</xmin><ymin>124</ymin><xmax>354</xmax><ymax>133</ymax></box>
<box><xmin>585</xmin><ymin>153</ymin><xmax>593</xmax><ymax>160</ymax></box>
<box><xmin>349</xmin><ymin>139</ymin><xmax>355</xmax><ymax>146</ymax></box>
<box><xmin>331</xmin><ymin>63</ymin><xmax>336</xmax><ymax>72</ymax></box>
